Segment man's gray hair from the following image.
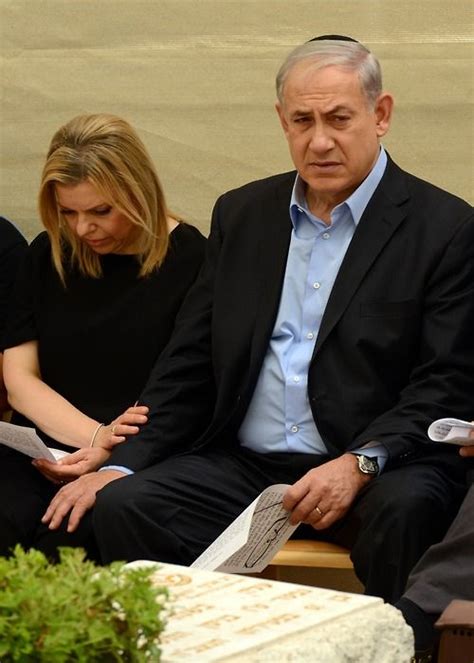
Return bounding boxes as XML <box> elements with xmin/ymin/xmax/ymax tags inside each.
<box><xmin>276</xmin><ymin>39</ymin><xmax>382</xmax><ymax>107</ymax></box>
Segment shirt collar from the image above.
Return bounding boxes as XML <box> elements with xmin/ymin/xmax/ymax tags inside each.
<box><xmin>289</xmin><ymin>146</ymin><xmax>387</xmax><ymax>228</ymax></box>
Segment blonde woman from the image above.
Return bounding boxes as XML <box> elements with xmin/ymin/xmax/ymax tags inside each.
<box><xmin>0</xmin><ymin>114</ymin><xmax>205</xmax><ymax>556</ymax></box>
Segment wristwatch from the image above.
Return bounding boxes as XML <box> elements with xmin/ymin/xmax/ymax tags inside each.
<box><xmin>355</xmin><ymin>454</ymin><xmax>379</xmax><ymax>476</ymax></box>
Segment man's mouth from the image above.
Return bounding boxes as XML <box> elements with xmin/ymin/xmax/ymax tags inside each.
<box><xmin>310</xmin><ymin>161</ymin><xmax>340</xmax><ymax>167</ymax></box>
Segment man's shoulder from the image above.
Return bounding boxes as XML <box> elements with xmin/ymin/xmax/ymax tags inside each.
<box><xmin>220</xmin><ymin>171</ymin><xmax>296</xmax><ymax>203</ymax></box>
<box><xmin>383</xmin><ymin>158</ymin><xmax>473</xmax><ymax>217</ymax></box>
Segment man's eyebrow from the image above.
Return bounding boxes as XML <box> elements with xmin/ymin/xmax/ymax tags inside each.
<box><xmin>290</xmin><ymin>105</ymin><xmax>354</xmax><ymax>118</ymax></box>
<box><xmin>325</xmin><ymin>105</ymin><xmax>353</xmax><ymax>115</ymax></box>
<box><xmin>290</xmin><ymin>109</ymin><xmax>312</xmax><ymax>117</ymax></box>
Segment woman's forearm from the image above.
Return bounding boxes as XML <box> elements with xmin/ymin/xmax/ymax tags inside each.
<box><xmin>4</xmin><ymin>345</ymin><xmax>99</xmax><ymax>449</ymax></box>
<box><xmin>7</xmin><ymin>374</ymin><xmax>100</xmax><ymax>448</ymax></box>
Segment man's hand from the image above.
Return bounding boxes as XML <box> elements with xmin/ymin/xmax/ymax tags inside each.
<box><xmin>283</xmin><ymin>454</ymin><xmax>374</xmax><ymax>530</ymax></box>
<box><xmin>33</xmin><ymin>447</ymin><xmax>111</xmax><ymax>483</ymax></box>
<box><xmin>41</xmin><ymin>470</ymin><xmax>124</xmax><ymax>532</ymax></box>
<box><xmin>460</xmin><ymin>423</ymin><xmax>474</xmax><ymax>457</ymax></box>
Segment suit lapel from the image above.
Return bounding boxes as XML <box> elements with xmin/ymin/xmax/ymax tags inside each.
<box><xmin>313</xmin><ymin>158</ymin><xmax>411</xmax><ymax>356</ymax></box>
<box><xmin>247</xmin><ymin>174</ymin><xmax>294</xmax><ymax>381</ymax></box>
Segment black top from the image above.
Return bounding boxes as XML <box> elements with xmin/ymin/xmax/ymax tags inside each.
<box><xmin>0</xmin><ymin>217</ymin><xmax>28</xmax><ymax>344</ymax></box>
<box><xmin>3</xmin><ymin>223</ymin><xmax>206</xmax><ymax>447</ymax></box>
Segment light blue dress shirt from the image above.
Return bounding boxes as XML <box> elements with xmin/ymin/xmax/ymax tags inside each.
<box><xmin>239</xmin><ymin>148</ymin><xmax>388</xmax><ymax>461</ymax></box>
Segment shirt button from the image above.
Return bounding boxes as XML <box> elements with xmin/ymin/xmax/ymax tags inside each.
<box><xmin>293</xmin><ymin>375</ymin><xmax>300</xmax><ymax>383</ymax></box>
<box><xmin>322</xmin><ymin>232</ymin><xmax>330</xmax><ymax>239</ymax></box>
<box><xmin>290</xmin><ymin>425</ymin><xmax>299</xmax><ymax>433</ymax></box>
<box><xmin>313</xmin><ymin>282</ymin><xmax>321</xmax><ymax>289</ymax></box>
<box><xmin>307</xmin><ymin>332</ymin><xmax>314</xmax><ymax>340</ymax></box>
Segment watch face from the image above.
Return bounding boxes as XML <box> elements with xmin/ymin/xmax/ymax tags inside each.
<box><xmin>358</xmin><ymin>455</ymin><xmax>378</xmax><ymax>475</ymax></box>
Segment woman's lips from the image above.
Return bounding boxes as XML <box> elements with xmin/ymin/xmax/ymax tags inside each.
<box><xmin>84</xmin><ymin>237</ymin><xmax>108</xmax><ymax>247</ymax></box>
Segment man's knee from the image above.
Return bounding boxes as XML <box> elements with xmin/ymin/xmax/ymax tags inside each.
<box><xmin>94</xmin><ymin>476</ymin><xmax>130</xmax><ymax>523</ymax></box>
<box><xmin>359</xmin><ymin>468</ymin><xmax>460</xmax><ymax>549</ymax></box>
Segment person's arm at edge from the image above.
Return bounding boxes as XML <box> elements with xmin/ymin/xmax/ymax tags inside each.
<box><xmin>0</xmin><ymin>222</ymin><xmax>28</xmax><ymax>415</ymax></box>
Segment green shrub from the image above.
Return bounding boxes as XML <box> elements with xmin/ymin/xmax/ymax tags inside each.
<box><xmin>0</xmin><ymin>546</ymin><xmax>168</xmax><ymax>662</ymax></box>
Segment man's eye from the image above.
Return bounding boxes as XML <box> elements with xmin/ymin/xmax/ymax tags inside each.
<box><xmin>332</xmin><ymin>116</ymin><xmax>350</xmax><ymax>123</ymax></box>
<box><xmin>59</xmin><ymin>209</ymin><xmax>74</xmax><ymax>216</ymax></box>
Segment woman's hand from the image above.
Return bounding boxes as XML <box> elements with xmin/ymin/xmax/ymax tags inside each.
<box><xmin>95</xmin><ymin>404</ymin><xmax>149</xmax><ymax>450</ymax></box>
<box><xmin>33</xmin><ymin>447</ymin><xmax>111</xmax><ymax>483</ymax></box>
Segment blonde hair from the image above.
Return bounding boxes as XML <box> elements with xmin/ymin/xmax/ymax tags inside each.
<box><xmin>39</xmin><ymin>113</ymin><xmax>177</xmax><ymax>282</ymax></box>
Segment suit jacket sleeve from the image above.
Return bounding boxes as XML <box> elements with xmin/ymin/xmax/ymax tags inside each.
<box><xmin>351</xmin><ymin>208</ymin><xmax>474</xmax><ymax>467</ymax></box>
<box><xmin>107</xmin><ymin>202</ymin><xmax>225</xmax><ymax>471</ymax></box>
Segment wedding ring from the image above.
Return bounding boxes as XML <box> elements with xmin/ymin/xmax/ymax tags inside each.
<box><xmin>111</xmin><ymin>424</ymin><xmax>117</xmax><ymax>435</ymax></box>
<box><xmin>315</xmin><ymin>506</ymin><xmax>324</xmax><ymax>518</ymax></box>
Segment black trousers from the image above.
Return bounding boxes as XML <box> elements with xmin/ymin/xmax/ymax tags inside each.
<box><xmin>1</xmin><ymin>442</ymin><xmax>467</xmax><ymax>604</ymax></box>
<box><xmin>0</xmin><ymin>445</ymin><xmax>100</xmax><ymax>561</ymax></box>
<box><xmin>91</xmin><ymin>444</ymin><xmax>467</xmax><ymax>603</ymax></box>
<box><xmin>0</xmin><ymin>445</ymin><xmax>57</xmax><ymax>556</ymax></box>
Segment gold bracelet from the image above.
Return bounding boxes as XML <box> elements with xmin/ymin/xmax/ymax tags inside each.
<box><xmin>90</xmin><ymin>423</ymin><xmax>104</xmax><ymax>448</ymax></box>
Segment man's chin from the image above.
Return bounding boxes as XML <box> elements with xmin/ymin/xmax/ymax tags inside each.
<box><xmin>303</xmin><ymin>175</ymin><xmax>349</xmax><ymax>199</ymax></box>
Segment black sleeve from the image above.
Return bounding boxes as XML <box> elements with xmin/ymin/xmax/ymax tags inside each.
<box><xmin>107</xmin><ymin>209</ymin><xmax>224</xmax><ymax>471</ymax></box>
<box><xmin>0</xmin><ymin>218</ymin><xmax>28</xmax><ymax>346</ymax></box>
<box><xmin>1</xmin><ymin>232</ymin><xmax>49</xmax><ymax>351</ymax></box>
<box><xmin>353</xmin><ymin>210</ymin><xmax>474</xmax><ymax>466</ymax></box>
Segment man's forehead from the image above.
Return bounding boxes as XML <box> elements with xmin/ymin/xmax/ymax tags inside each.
<box><xmin>287</xmin><ymin>60</ymin><xmax>360</xmax><ymax>87</ymax></box>
<box><xmin>282</xmin><ymin>63</ymin><xmax>364</xmax><ymax>108</ymax></box>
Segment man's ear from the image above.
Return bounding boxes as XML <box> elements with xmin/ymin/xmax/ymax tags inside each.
<box><xmin>374</xmin><ymin>93</ymin><xmax>394</xmax><ymax>138</ymax></box>
<box><xmin>275</xmin><ymin>102</ymin><xmax>290</xmax><ymax>137</ymax></box>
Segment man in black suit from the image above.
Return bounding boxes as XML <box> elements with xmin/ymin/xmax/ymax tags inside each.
<box><xmin>40</xmin><ymin>36</ymin><xmax>474</xmax><ymax>603</ymax></box>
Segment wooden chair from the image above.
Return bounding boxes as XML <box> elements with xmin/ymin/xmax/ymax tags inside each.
<box><xmin>436</xmin><ymin>600</ymin><xmax>474</xmax><ymax>663</ymax></box>
<box><xmin>264</xmin><ymin>540</ymin><xmax>353</xmax><ymax>581</ymax></box>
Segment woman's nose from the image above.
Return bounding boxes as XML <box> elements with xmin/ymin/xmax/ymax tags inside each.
<box><xmin>75</xmin><ymin>214</ymin><xmax>96</xmax><ymax>236</ymax></box>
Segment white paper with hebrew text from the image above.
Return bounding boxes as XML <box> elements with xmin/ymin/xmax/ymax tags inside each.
<box><xmin>0</xmin><ymin>421</ymin><xmax>69</xmax><ymax>462</ymax></box>
<box><xmin>428</xmin><ymin>418</ymin><xmax>474</xmax><ymax>445</ymax></box>
<box><xmin>191</xmin><ymin>484</ymin><xmax>299</xmax><ymax>574</ymax></box>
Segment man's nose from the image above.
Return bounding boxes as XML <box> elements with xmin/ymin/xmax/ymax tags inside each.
<box><xmin>309</xmin><ymin>124</ymin><xmax>335</xmax><ymax>152</ymax></box>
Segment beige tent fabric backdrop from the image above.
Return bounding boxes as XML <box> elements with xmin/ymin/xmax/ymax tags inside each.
<box><xmin>1</xmin><ymin>0</ymin><xmax>473</xmax><ymax>240</ymax></box>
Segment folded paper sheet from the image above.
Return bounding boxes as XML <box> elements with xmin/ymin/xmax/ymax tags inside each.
<box><xmin>428</xmin><ymin>418</ymin><xmax>474</xmax><ymax>445</ymax></box>
<box><xmin>0</xmin><ymin>421</ymin><xmax>69</xmax><ymax>462</ymax></box>
<box><xmin>191</xmin><ymin>484</ymin><xmax>299</xmax><ymax>574</ymax></box>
